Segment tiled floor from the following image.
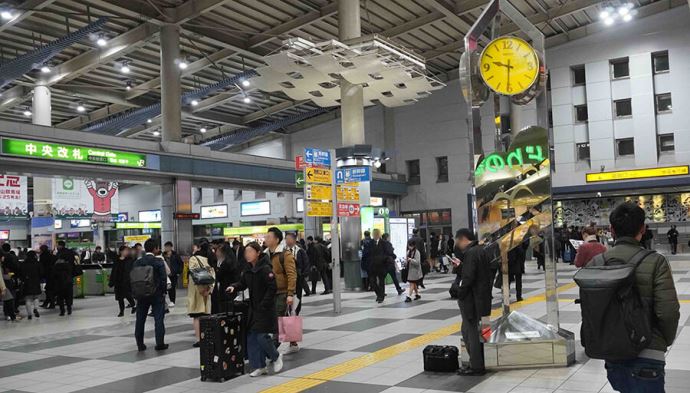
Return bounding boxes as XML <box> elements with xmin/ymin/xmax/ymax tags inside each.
<box><xmin>2</xmin><ymin>254</ymin><xmax>690</xmax><ymax>393</ymax></box>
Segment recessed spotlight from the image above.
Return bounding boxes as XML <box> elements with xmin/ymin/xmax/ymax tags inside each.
<box><xmin>200</xmin><ymin>127</ymin><xmax>207</xmax><ymax>133</ymax></box>
<box><xmin>241</xmin><ymin>79</ymin><xmax>250</xmax><ymax>87</ymax></box>
<box><xmin>76</xmin><ymin>103</ymin><xmax>85</xmax><ymax>112</ymax></box>
<box><xmin>1</xmin><ymin>11</ymin><xmax>14</xmax><ymax>20</ymax></box>
<box><xmin>373</xmin><ymin>160</ymin><xmax>381</xmax><ymax>168</ymax></box>
<box><xmin>622</xmin><ymin>13</ymin><xmax>632</xmax><ymax>22</ymax></box>
<box><xmin>177</xmin><ymin>59</ymin><xmax>188</xmax><ymax>70</ymax></box>
<box><xmin>23</xmin><ymin>109</ymin><xmax>31</xmax><ymax>117</ymax></box>
<box><xmin>120</xmin><ymin>61</ymin><xmax>131</xmax><ymax>74</ymax></box>
<box><xmin>599</xmin><ymin>10</ymin><xmax>609</xmax><ymax>20</ymax></box>
<box><xmin>191</xmin><ymin>99</ymin><xmax>199</xmax><ymax>106</ymax></box>
<box><xmin>618</xmin><ymin>7</ymin><xmax>629</xmax><ymax>16</ymax></box>
<box><xmin>147</xmin><ymin>118</ymin><xmax>152</xmax><ymax>123</ymax></box>
<box><xmin>604</xmin><ymin>17</ymin><xmax>614</xmax><ymax>26</ymax></box>
<box><xmin>243</xmin><ymin>96</ymin><xmax>251</xmax><ymax>104</ymax></box>
<box><xmin>153</xmin><ymin>131</ymin><xmax>160</xmax><ymax>137</ymax></box>
<box><xmin>96</xmin><ymin>36</ymin><xmax>107</xmax><ymax>47</ymax></box>
<box><xmin>40</xmin><ymin>65</ymin><xmax>51</xmax><ymax>73</ymax></box>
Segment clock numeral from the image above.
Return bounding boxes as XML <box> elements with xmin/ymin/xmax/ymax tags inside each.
<box><xmin>483</xmin><ymin>63</ymin><xmax>490</xmax><ymax>72</ymax></box>
<box><xmin>507</xmin><ymin>84</ymin><xmax>513</xmax><ymax>93</ymax></box>
<box><xmin>502</xmin><ymin>40</ymin><xmax>513</xmax><ymax>50</ymax></box>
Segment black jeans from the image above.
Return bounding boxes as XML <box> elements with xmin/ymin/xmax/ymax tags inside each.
<box><xmin>509</xmin><ymin>271</ymin><xmax>523</xmax><ymax>299</ymax></box>
<box><xmin>118</xmin><ymin>297</ymin><xmax>135</xmax><ymax>313</ymax></box>
<box><xmin>311</xmin><ymin>268</ymin><xmax>332</xmax><ymax>293</ymax></box>
<box><xmin>56</xmin><ymin>285</ymin><xmax>73</xmax><ymax>311</ymax></box>
<box><xmin>295</xmin><ymin>276</ymin><xmax>305</xmax><ymax>315</ymax></box>
<box><xmin>385</xmin><ymin>263</ymin><xmax>402</xmax><ymax>293</ymax></box>
<box><xmin>168</xmin><ymin>274</ymin><xmax>178</xmax><ymax>303</ymax></box>
<box><xmin>135</xmin><ymin>295</ymin><xmax>166</xmax><ymax>347</ymax></box>
<box><xmin>370</xmin><ymin>269</ymin><xmax>386</xmax><ymax>300</ymax></box>
<box><xmin>671</xmin><ymin>241</ymin><xmax>678</xmax><ymax>255</ymax></box>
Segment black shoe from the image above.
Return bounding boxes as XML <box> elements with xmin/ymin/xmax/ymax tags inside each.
<box><xmin>303</xmin><ymin>292</ymin><xmax>310</xmax><ymax>297</ymax></box>
<box><xmin>155</xmin><ymin>344</ymin><xmax>169</xmax><ymax>351</ymax></box>
<box><xmin>165</xmin><ymin>309</ymin><xmax>170</xmax><ymax>314</ymax></box>
<box><xmin>376</xmin><ymin>298</ymin><xmax>384</xmax><ymax>304</ymax></box>
<box><xmin>397</xmin><ymin>289</ymin><xmax>405</xmax><ymax>295</ymax></box>
<box><xmin>419</xmin><ymin>284</ymin><xmax>426</xmax><ymax>289</ymax></box>
<box><xmin>67</xmin><ymin>307</ymin><xmax>72</xmax><ymax>315</ymax></box>
<box><xmin>404</xmin><ymin>296</ymin><xmax>412</xmax><ymax>303</ymax></box>
<box><xmin>125</xmin><ymin>304</ymin><xmax>133</xmax><ymax>308</ymax></box>
<box><xmin>137</xmin><ymin>344</ymin><xmax>147</xmax><ymax>352</ymax></box>
<box><xmin>59</xmin><ymin>310</ymin><xmax>65</xmax><ymax>316</ymax></box>
<box><xmin>414</xmin><ymin>294</ymin><xmax>421</xmax><ymax>300</ymax></box>
<box><xmin>193</xmin><ymin>342</ymin><xmax>200</xmax><ymax>348</ymax></box>
<box><xmin>33</xmin><ymin>309</ymin><xmax>40</xmax><ymax>318</ymax></box>
<box><xmin>40</xmin><ymin>302</ymin><xmax>49</xmax><ymax>308</ymax></box>
<box><xmin>117</xmin><ymin>311</ymin><xmax>124</xmax><ymax>317</ymax></box>
<box><xmin>458</xmin><ymin>368</ymin><xmax>486</xmax><ymax>376</ymax></box>
<box><xmin>516</xmin><ymin>297</ymin><xmax>524</xmax><ymax>302</ymax></box>
<box><xmin>28</xmin><ymin>315</ymin><xmax>32</xmax><ymax>320</ymax></box>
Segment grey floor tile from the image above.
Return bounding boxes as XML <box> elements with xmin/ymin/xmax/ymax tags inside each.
<box><xmin>410</xmin><ymin>309</ymin><xmax>460</xmax><ymax>321</ymax></box>
<box><xmin>327</xmin><ymin>318</ymin><xmax>399</xmax><ymax>332</ymax></box>
<box><xmin>0</xmin><ymin>356</ymin><xmax>86</xmax><ymax>378</ymax></box>
<box><xmin>281</xmin><ymin>348</ymin><xmax>343</xmax><ymax>369</ymax></box>
<box><xmin>418</xmin><ymin>287</ymin><xmax>452</xmax><ymax>294</ymax></box>
<box><xmin>3</xmin><ymin>335</ymin><xmax>109</xmax><ymax>353</ymax></box>
<box><xmin>100</xmin><ymin>340</ymin><xmax>196</xmax><ymax>362</ymax></box>
<box><xmin>310</xmin><ymin>307</ymin><xmax>368</xmax><ymax>317</ymax></box>
<box><xmin>396</xmin><ymin>370</ymin><xmax>492</xmax><ymax>392</ymax></box>
<box><xmin>70</xmin><ymin>366</ymin><xmax>199</xmax><ymax>393</ymax></box>
<box><xmin>538</xmin><ymin>310</ymin><xmax>581</xmax><ymax>324</ymax></box>
<box><xmin>304</xmin><ymin>298</ymin><xmax>338</xmax><ymax>307</ymax></box>
<box><xmin>678</xmin><ymin>278</ymin><xmax>690</xmax><ymax>283</ymax></box>
<box><xmin>667</xmin><ymin>369</ymin><xmax>690</xmax><ymax>388</ymax></box>
<box><xmin>381</xmin><ymin>300</ymin><xmax>435</xmax><ymax>308</ymax></box>
<box><xmin>353</xmin><ymin>334</ymin><xmax>420</xmax><ymax>352</ymax></box>
<box><xmin>303</xmin><ymin>381</ymin><xmax>389</xmax><ymax>393</ymax></box>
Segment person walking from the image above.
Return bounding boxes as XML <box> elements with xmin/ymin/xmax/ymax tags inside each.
<box><xmin>593</xmin><ymin>202</ymin><xmax>680</xmax><ymax>392</ymax></box>
<box><xmin>642</xmin><ymin>225</ymin><xmax>654</xmax><ymax>249</ymax></box>
<box><xmin>382</xmin><ymin>233</ymin><xmax>404</xmax><ymax>295</ymax></box>
<box><xmin>53</xmin><ymin>241</ymin><xmax>76</xmax><ymax>316</ymax></box>
<box><xmin>285</xmin><ymin>233</ymin><xmax>309</xmax><ymax>307</ymax></box>
<box><xmin>132</xmin><ymin>239</ymin><xmax>168</xmax><ymax>351</ymax></box>
<box><xmin>574</xmin><ymin>226</ymin><xmax>607</xmax><ymax>268</ymax></box>
<box><xmin>453</xmin><ymin>229</ymin><xmax>491</xmax><ymax>376</ymax></box>
<box><xmin>226</xmin><ymin>242</ymin><xmax>283</xmax><ymax>377</ymax></box>
<box><xmin>1</xmin><ymin>251</ymin><xmax>17</xmax><ymax>322</ymax></box>
<box><xmin>19</xmin><ymin>251</ymin><xmax>42</xmax><ymax>319</ymax></box>
<box><xmin>410</xmin><ymin>229</ymin><xmax>427</xmax><ymax>289</ymax></box>
<box><xmin>163</xmin><ymin>241</ymin><xmax>183</xmax><ymax>306</ymax></box>
<box><xmin>307</xmin><ymin>236</ymin><xmax>331</xmax><ymax>295</ymax></box>
<box><xmin>361</xmin><ymin>231</ymin><xmax>373</xmax><ymax>291</ymax></box>
<box><xmin>404</xmin><ymin>239</ymin><xmax>422</xmax><ymax>303</ymax></box>
<box><xmin>214</xmin><ymin>241</ymin><xmax>241</xmax><ymax>313</ymax></box>
<box><xmin>370</xmin><ymin>229</ymin><xmax>395</xmax><ymax>303</ymax></box>
<box><xmin>39</xmin><ymin>245</ymin><xmax>56</xmax><ymax>309</ymax></box>
<box><xmin>667</xmin><ymin>225</ymin><xmax>679</xmax><ymax>255</ymax></box>
<box><xmin>109</xmin><ymin>245</ymin><xmax>136</xmax><ymax>317</ymax></box>
<box><xmin>187</xmin><ymin>242</ymin><xmax>215</xmax><ymax>347</ymax></box>
<box><xmin>263</xmin><ymin>227</ymin><xmax>297</xmax><ymax>350</ymax></box>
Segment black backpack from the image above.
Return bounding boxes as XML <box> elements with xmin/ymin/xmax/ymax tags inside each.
<box><xmin>130</xmin><ymin>264</ymin><xmax>158</xmax><ymax>298</ymax></box>
<box><xmin>574</xmin><ymin>249</ymin><xmax>654</xmax><ymax>361</ymax></box>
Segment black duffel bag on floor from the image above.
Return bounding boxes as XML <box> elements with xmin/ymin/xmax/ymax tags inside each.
<box><xmin>423</xmin><ymin>345</ymin><xmax>459</xmax><ymax>372</ymax></box>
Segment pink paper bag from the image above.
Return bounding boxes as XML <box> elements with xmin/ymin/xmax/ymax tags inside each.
<box><xmin>278</xmin><ymin>315</ymin><xmax>303</xmax><ymax>342</ymax></box>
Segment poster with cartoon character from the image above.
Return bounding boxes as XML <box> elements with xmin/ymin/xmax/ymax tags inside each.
<box><xmin>52</xmin><ymin>177</ymin><xmax>119</xmax><ymax>220</ymax></box>
<box><xmin>0</xmin><ymin>175</ymin><xmax>28</xmax><ymax>217</ymax></box>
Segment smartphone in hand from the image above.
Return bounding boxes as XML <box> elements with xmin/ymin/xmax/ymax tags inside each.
<box><xmin>451</xmin><ymin>257</ymin><xmax>461</xmax><ymax>266</ymax></box>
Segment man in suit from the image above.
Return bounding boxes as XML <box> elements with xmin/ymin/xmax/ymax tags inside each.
<box><xmin>370</xmin><ymin>229</ymin><xmax>396</xmax><ymax>303</ymax></box>
<box><xmin>133</xmin><ymin>239</ymin><xmax>168</xmax><ymax>352</ymax></box>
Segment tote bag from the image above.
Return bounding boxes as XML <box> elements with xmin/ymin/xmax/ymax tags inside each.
<box><xmin>278</xmin><ymin>310</ymin><xmax>303</xmax><ymax>343</ymax></box>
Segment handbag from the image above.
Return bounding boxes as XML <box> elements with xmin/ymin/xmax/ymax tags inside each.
<box><xmin>308</xmin><ymin>266</ymin><xmax>321</xmax><ymax>282</ymax></box>
<box><xmin>401</xmin><ymin>264</ymin><xmax>409</xmax><ymax>283</ymax></box>
<box><xmin>449</xmin><ymin>280</ymin><xmax>460</xmax><ymax>299</ymax></box>
<box><xmin>190</xmin><ymin>267</ymin><xmax>215</xmax><ymax>285</ymax></box>
<box><xmin>278</xmin><ymin>310</ymin><xmax>303</xmax><ymax>343</ymax></box>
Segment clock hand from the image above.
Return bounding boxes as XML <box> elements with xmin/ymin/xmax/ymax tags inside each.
<box><xmin>507</xmin><ymin>59</ymin><xmax>511</xmax><ymax>91</ymax></box>
<box><xmin>493</xmin><ymin>61</ymin><xmax>508</xmax><ymax>68</ymax></box>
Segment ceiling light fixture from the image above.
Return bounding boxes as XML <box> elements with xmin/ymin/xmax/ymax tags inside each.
<box><xmin>153</xmin><ymin>131</ymin><xmax>160</xmax><ymax>137</ymax></box>
<box><xmin>1</xmin><ymin>11</ymin><xmax>14</xmax><ymax>20</ymax></box>
<box><xmin>147</xmin><ymin>118</ymin><xmax>152</xmax><ymax>123</ymax></box>
<box><xmin>243</xmin><ymin>96</ymin><xmax>251</xmax><ymax>104</ymax></box>
<box><xmin>241</xmin><ymin>79</ymin><xmax>250</xmax><ymax>87</ymax></box>
<box><xmin>200</xmin><ymin>127</ymin><xmax>207</xmax><ymax>133</ymax></box>
<box><xmin>599</xmin><ymin>3</ymin><xmax>635</xmax><ymax>26</ymax></box>
<box><xmin>622</xmin><ymin>13</ymin><xmax>632</xmax><ymax>22</ymax></box>
<box><xmin>96</xmin><ymin>33</ymin><xmax>107</xmax><ymax>47</ymax></box>
<box><xmin>604</xmin><ymin>17</ymin><xmax>614</xmax><ymax>26</ymax></box>
<box><xmin>120</xmin><ymin>61</ymin><xmax>131</xmax><ymax>74</ymax></box>
<box><xmin>40</xmin><ymin>65</ymin><xmax>51</xmax><ymax>73</ymax></box>
<box><xmin>23</xmin><ymin>108</ymin><xmax>31</xmax><ymax>117</ymax></box>
<box><xmin>191</xmin><ymin>99</ymin><xmax>199</xmax><ymax>106</ymax></box>
<box><xmin>177</xmin><ymin>58</ymin><xmax>189</xmax><ymax>70</ymax></box>
<box><xmin>76</xmin><ymin>103</ymin><xmax>85</xmax><ymax>112</ymax></box>
<box><xmin>125</xmin><ymin>80</ymin><xmax>133</xmax><ymax>90</ymax></box>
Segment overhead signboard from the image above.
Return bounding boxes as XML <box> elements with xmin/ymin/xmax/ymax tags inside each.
<box><xmin>0</xmin><ymin>230</ymin><xmax>10</xmax><ymax>240</ymax></box>
<box><xmin>115</xmin><ymin>222</ymin><xmax>161</xmax><ymax>229</ymax></box>
<box><xmin>304</xmin><ymin>148</ymin><xmax>331</xmax><ymax>167</ymax></box>
<box><xmin>335</xmin><ymin>167</ymin><xmax>371</xmax><ymax>184</ymax></box>
<box><xmin>306</xmin><ymin>167</ymin><xmax>332</xmax><ymax>184</ymax></box>
<box><xmin>139</xmin><ymin>209</ymin><xmax>161</xmax><ymax>222</ymax></box>
<box><xmin>200</xmin><ymin>204</ymin><xmax>227</xmax><ymax>219</ymax></box>
<box><xmin>223</xmin><ymin>223</ymin><xmax>304</xmax><ymax>237</ymax></box>
<box><xmin>1</xmin><ymin>137</ymin><xmax>148</xmax><ymax>169</ymax></box>
<box><xmin>306</xmin><ymin>184</ymin><xmax>332</xmax><ymax>201</ymax></box>
<box><xmin>295</xmin><ymin>155</ymin><xmax>307</xmax><ymax>170</ymax></box>
<box><xmin>337</xmin><ymin>202</ymin><xmax>360</xmax><ymax>217</ymax></box>
<box><xmin>586</xmin><ymin>165</ymin><xmax>689</xmax><ymax>183</ymax></box>
<box><xmin>337</xmin><ymin>185</ymin><xmax>360</xmax><ymax>202</ymax></box>
<box><xmin>295</xmin><ymin>172</ymin><xmax>305</xmax><ymax>188</ymax></box>
<box><xmin>370</xmin><ymin>196</ymin><xmax>384</xmax><ymax>207</ymax></box>
<box><xmin>240</xmin><ymin>201</ymin><xmax>271</xmax><ymax>216</ymax></box>
<box><xmin>0</xmin><ymin>175</ymin><xmax>28</xmax><ymax>218</ymax></box>
<box><xmin>174</xmin><ymin>212</ymin><xmax>200</xmax><ymax>220</ymax></box>
<box><xmin>306</xmin><ymin>200</ymin><xmax>332</xmax><ymax>217</ymax></box>
<box><xmin>124</xmin><ymin>234</ymin><xmax>151</xmax><ymax>246</ymax></box>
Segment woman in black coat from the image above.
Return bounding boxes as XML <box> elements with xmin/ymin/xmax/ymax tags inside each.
<box><xmin>213</xmin><ymin>242</ymin><xmax>242</xmax><ymax>313</ymax></box>
<box><xmin>20</xmin><ymin>251</ymin><xmax>43</xmax><ymax>319</ymax></box>
<box><xmin>108</xmin><ymin>245</ymin><xmax>136</xmax><ymax>317</ymax></box>
<box><xmin>39</xmin><ymin>245</ymin><xmax>56</xmax><ymax>309</ymax></box>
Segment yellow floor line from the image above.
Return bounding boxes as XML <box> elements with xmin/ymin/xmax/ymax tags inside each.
<box><xmin>260</xmin><ymin>282</ymin><xmax>578</xmax><ymax>393</ymax></box>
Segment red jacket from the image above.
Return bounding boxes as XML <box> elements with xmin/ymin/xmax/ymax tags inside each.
<box><xmin>574</xmin><ymin>241</ymin><xmax>607</xmax><ymax>268</ymax></box>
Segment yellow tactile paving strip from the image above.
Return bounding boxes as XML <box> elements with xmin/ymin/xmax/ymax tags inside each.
<box><xmin>260</xmin><ymin>282</ymin><xmax>578</xmax><ymax>393</ymax></box>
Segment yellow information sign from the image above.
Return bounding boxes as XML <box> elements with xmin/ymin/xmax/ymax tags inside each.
<box><xmin>306</xmin><ymin>184</ymin><xmax>332</xmax><ymax>201</ymax></box>
<box><xmin>124</xmin><ymin>234</ymin><xmax>151</xmax><ymax>246</ymax></box>
<box><xmin>337</xmin><ymin>185</ymin><xmax>360</xmax><ymax>201</ymax></box>
<box><xmin>586</xmin><ymin>165</ymin><xmax>689</xmax><ymax>183</ymax></box>
<box><xmin>306</xmin><ymin>201</ymin><xmax>332</xmax><ymax>217</ymax></box>
<box><xmin>305</xmin><ymin>167</ymin><xmax>332</xmax><ymax>184</ymax></box>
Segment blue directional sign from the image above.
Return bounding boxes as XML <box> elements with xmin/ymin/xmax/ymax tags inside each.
<box><xmin>304</xmin><ymin>148</ymin><xmax>331</xmax><ymax>167</ymax></box>
<box><xmin>335</xmin><ymin>166</ymin><xmax>371</xmax><ymax>184</ymax></box>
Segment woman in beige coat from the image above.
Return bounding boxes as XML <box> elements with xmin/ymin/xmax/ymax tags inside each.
<box><xmin>188</xmin><ymin>243</ymin><xmax>215</xmax><ymax>347</ymax></box>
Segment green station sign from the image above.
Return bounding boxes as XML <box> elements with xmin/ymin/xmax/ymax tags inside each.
<box><xmin>115</xmin><ymin>222</ymin><xmax>161</xmax><ymax>229</ymax></box>
<box><xmin>1</xmin><ymin>138</ymin><xmax>147</xmax><ymax>169</ymax></box>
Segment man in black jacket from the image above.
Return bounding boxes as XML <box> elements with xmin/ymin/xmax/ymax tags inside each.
<box><xmin>133</xmin><ymin>239</ymin><xmax>168</xmax><ymax>352</ymax></box>
<box><xmin>53</xmin><ymin>241</ymin><xmax>76</xmax><ymax>316</ymax></box>
<box><xmin>453</xmin><ymin>229</ymin><xmax>491</xmax><ymax>376</ymax></box>
<box><xmin>370</xmin><ymin>229</ymin><xmax>396</xmax><ymax>303</ymax></box>
<box><xmin>163</xmin><ymin>241</ymin><xmax>183</xmax><ymax>305</ymax></box>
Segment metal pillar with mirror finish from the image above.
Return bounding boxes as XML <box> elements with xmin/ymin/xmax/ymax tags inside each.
<box><xmin>460</xmin><ymin>0</ymin><xmax>575</xmax><ymax>369</ymax></box>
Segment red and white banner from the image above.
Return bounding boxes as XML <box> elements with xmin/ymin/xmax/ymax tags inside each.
<box><xmin>52</xmin><ymin>178</ymin><xmax>119</xmax><ymax>221</ymax></box>
<box><xmin>295</xmin><ymin>155</ymin><xmax>307</xmax><ymax>170</ymax></box>
<box><xmin>337</xmin><ymin>202</ymin><xmax>360</xmax><ymax>217</ymax></box>
<box><xmin>0</xmin><ymin>175</ymin><xmax>28</xmax><ymax>217</ymax></box>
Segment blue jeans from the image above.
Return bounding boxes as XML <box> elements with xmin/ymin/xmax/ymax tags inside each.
<box><xmin>134</xmin><ymin>295</ymin><xmax>166</xmax><ymax>347</ymax></box>
<box><xmin>248</xmin><ymin>332</ymin><xmax>279</xmax><ymax>370</ymax></box>
<box><xmin>606</xmin><ymin>358</ymin><xmax>665</xmax><ymax>393</ymax></box>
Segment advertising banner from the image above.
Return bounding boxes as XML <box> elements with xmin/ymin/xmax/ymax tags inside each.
<box><xmin>52</xmin><ymin>178</ymin><xmax>119</xmax><ymax>221</ymax></box>
<box><xmin>0</xmin><ymin>175</ymin><xmax>28</xmax><ymax>217</ymax></box>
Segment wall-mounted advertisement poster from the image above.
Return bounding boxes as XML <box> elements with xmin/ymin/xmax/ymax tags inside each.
<box><xmin>139</xmin><ymin>209</ymin><xmax>161</xmax><ymax>222</ymax></box>
<box><xmin>52</xmin><ymin>178</ymin><xmax>119</xmax><ymax>221</ymax></box>
<box><xmin>0</xmin><ymin>175</ymin><xmax>28</xmax><ymax>218</ymax></box>
<box><xmin>240</xmin><ymin>201</ymin><xmax>270</xmax><ymax>216</ymax></box>
<box><xmin>201</xmin><ymin>205</ymin><xmax>228</xmax><ymax>219</ymax></box>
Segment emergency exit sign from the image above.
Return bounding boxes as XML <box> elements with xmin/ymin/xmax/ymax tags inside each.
<box><xmin>1</xmin><ymin>137</ymin><xmax>148</xmax><ymax>169</ymax></box>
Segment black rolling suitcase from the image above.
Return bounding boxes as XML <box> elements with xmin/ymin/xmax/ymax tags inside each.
<box><xmin>423</xmin><ymin>345</ymin><xmax>459</xmax><ymax>372</ymax></box>
<box><xmin>199</xmin><ymin>312</ymin><xmax>245</xmax><ymax>382</ymax></box>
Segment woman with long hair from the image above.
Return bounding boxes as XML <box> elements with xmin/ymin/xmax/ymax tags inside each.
<box><xmin>188</xmin><ymin>242</ymin><xmax>215</xmax><ymax>347</ymax></box>
<box><xmin>213</xmin><ymin>241</ymin><xmax>241</xmax><ymax>313</ymax></box>
<box><xmin>404</xmin><ymin>239</ymin><xmax>422</xmax><ymax>303</ymax></box>
<box><xmin>109</xmin><ymin>245</ymin><xmax>136</xmax><ymax>317</ymax></box>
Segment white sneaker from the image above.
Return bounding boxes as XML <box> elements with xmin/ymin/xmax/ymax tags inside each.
<box><xmin>272</xmin><ymin>354</ymin><xmax>284</xmax><ymax>373</ymax></box>
<box><xmin>249</xmin><ymin>368</ymin><xmax>268</xmax><ymax>377</ymax></box>
<box><xmin>284</xmin><ymin>344</ymin><xmax>300</xmax><ymax>354</ymax></box>
<box><xmin>167</xmin><ymin>301</ymin><xmax>175</xmax><ymax>308</ymax></box>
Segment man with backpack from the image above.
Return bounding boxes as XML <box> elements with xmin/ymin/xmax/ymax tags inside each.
<box><xmin>575</xmin><ymin>202</ymin><xmax>679</xmax><ymax>392</ymax></box>
<box><xmin>131</xmin><ymin>239</ymin><xmax>168</xmax><ymax>352</ymax></box>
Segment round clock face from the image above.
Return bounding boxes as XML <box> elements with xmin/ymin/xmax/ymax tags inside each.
<box><xmin>479</xmin><ymin>36</ymin><xmax>540</xmax><ymax>96</ymax></box>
